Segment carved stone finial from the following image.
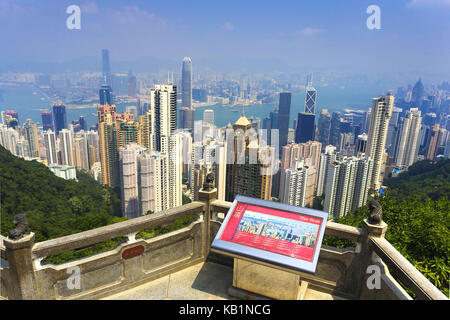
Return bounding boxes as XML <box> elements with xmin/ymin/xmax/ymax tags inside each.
<box><xmin>8</xmin><ymin>213</ymin><xmax>31</xmax><ymax>240</ymax></box>
<box><xmin>202</xmin><ymin>172</ymin><xmax>215</xmax><ymax>192</ymax></box>
<box><xmin>368</xmin><ymin>200</ymin><xmax>383</xmax><ymax>225</ymax></box>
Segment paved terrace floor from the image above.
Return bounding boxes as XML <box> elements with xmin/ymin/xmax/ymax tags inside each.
<box><xmin>102</xmin><ymin>262</ymin><xmax>344</xmax><ymax>300</ymax></box>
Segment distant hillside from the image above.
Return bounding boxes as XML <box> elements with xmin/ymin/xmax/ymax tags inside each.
<box><xmin>384</xmin><ymin>159</ymin><xmax>450</xmax><ymax>201</ymax></box>
<box><xmin>0</xmin><ymin>146</ymin><xmax>123</xmax><ymax>242</ymax></box>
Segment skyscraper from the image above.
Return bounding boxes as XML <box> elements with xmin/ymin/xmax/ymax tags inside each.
<box><xmin>179</xmin><ymin>107</ymin><xmax>195</xmax><ymax>132</ymax></box>
<box><xmin>304</xmin><ymin>75</ymin><xmax>317</xmax><ymax>114</ymax></box>
<box><xmin>99</xmin><ymin>84</ymin><xmax>113</xmax><ymax>106</ymax></box>
<box><xmin>102</xmin><ymin>49</ymin><xmax>112</xmax><ymax>88</ymax></box>
<box><xmin>52</xmin><ymin>101</ymin><xmax>67</xmax><ymax>135</ymax></box>
<box><xmin>366</xmin><ymin>94</ymin><xmax>394</xmax><ymax>191</ymax></box>
<box><xmin>426</xmin><ymin>124</ymin><xmax>440</xmax><ymax>160</ymax></box>
<box><xmin>41</xmin><ymin>110</ymin><xmax>53</xmax><ymax>131</ymax></box>
<box><xmin>316</xmin><ymin>145</ymin><xmax>337</xmax><ymax>197</ymax></box>
<box><xmin>151</xmin><ymin>84</ymin><xmax>177</xmax><ymax>153</ymax></box>
<box><xmin>181</xmin><ymin>57</ymin><xmax>192</xmax><ymax>108</ymax></box>
<box><xmin>324</xmin><ymin>156</ymin><xmax>373</xmax><ymax>219</ymax></box>
<box><xmin>317</xmin><ymin>109</ymin><xmax>331</xmax><ymax>147</ymax></box>
<box><xmin>411</xmin><ymin>78</ymin><xmax>424</xmax><ymax>108</ymax></box>
<box><xmin>280</xmin><ymin>160</ymin><xmax>316</xmax><ymax>207</ymax></box>
<box><xmin>225</xmin><ymin>114</ymin><xmax>274</xmax><ymax>201</ymax></box>
<box><xmin>59</xmin><ymin>129</ymin><xmax>74</xmax><ymax>166</ymax></box>
<box><xmin>43</xmin><ymin>130</ymin><xmax>58</xmax><ymax>165</ymax></box>
<box><xmin>329</xmin><ymin>112</ymin><xmax>341</xmax><ymax>148</ymax></box>
<box><xmin>394</xmin><ymin>108</ymin><xmax>422</xmax><ymax>168</ymax></box>
<box><xmin>203</xmin><ymin>109</ymin><xmax>215</xmax><ymax>125</ymax></box>
<box><xmin>295</xmin><ymin>112</ymin><xmax>315</xmax><ymax>144</ymax></box>
<box><xmin>74</xmin><ymin>131</ymin><xmax>90</xmax><ymax>171</ymax></box>
<box><xmin>22</xmin><ymin>119</ymin><xmax>39</xmax><ymax>158</ymax></box>
<box><xmin>278</xmin><ymin>92</ymin><xmax>291</xmax><ymax>150</ymax></box>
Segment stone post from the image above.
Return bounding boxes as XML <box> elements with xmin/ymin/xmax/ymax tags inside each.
<box><xmin>3</xmin><ymin>233</ymin><xmax>38</xmax><ymax>300</ymax></box>
<box><xmin>358</xmin><ymin>218</ymin><xmax>388</xmax><ymax>299</ymax></box>
<box><xmin>198</xmin><ymin>187</ymin><xmax>217</xmax><ymax>259</ymax></box>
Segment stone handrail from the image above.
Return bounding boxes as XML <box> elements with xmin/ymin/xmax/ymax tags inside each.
<box><xmin>32</xmin><ymin>202</ymin><xmax>205</xmax><ymax>259</ymax></box>
<box><xmin>369</xmin><ymin>236</ymin><xmax>447</xmax><ymax>300</ymax></box>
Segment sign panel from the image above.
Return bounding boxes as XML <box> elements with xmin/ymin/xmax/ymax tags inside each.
<box><xmin>211</xmin><ymin>195</ymin><xmax>328</xmax><ymax>274</ymax></box>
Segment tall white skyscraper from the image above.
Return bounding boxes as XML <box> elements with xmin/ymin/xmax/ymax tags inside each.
<box><xmin>181</xmin><ymin>57</ymin><xmax>192</xmax><ymax>108</ymax></box>
<box><xmin>0</xmin><ymin>124</ymin><xmax>19</xmax><ymax>156</ymax></box>
<box><xmin>366</xmin><ymin>94</ymin><xmax>394</xmax><ymax>191</ymax></box>
<box><xmin>74</xmin><ymin>131</ymin><xmax>90</xmax><ymax>171</ymax></box>
<box><xmin>324</xmin><ymin>155</ymin><xmax>373</xmax><ymax>219</ymax></box>
<box><xmin>394</xmin><ymin>108</ymin><xmax>422</xmax><ymax>169</ymax></box>
<box><xmin>280</xmin><ymin>160</ymin><xmax>315</xmax><ymax>207</ymax></box>
<box><xmin>59</xmin><ymin>129</ymin><xmax>74</xmax><ymax>166</ymax></box>
<box><xmin>43</xmin><ymin>130</ymin><xmax>58</xmax><ymax>165</ymax></box>
<box><xmin>151</xmin><ymin>84</ymin><xmax>177</xmax><ymax>153</ymax></box>
<box><xmin>316</xmin><ymin>145</ymin><xmax>337</xmax><ymax>197</ymax></box>
<box><xmin>119</xmin><ymin>143</ymin><xmax>171</xmax><ymax>218</ymax></box>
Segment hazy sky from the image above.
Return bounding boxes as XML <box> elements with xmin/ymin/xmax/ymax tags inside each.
<box><xmin>0</xmin><ymin>0</ymin><xmax>449</xmax><ymax>78</ymax></box>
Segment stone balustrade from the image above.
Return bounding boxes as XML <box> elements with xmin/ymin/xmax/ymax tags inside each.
<box><xmin>0</xmin><ymin>189</ymin><xmax>447</xmax><ymax>300</ymax></box>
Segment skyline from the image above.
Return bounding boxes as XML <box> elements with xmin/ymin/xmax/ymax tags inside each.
<box><xmin>0</xmin><ymin>0</ymin><xmax>449</xmax><ymax>84</ymax></box>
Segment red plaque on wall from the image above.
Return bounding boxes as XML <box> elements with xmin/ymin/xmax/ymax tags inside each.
<box><xmin>122</xmin><ymin>245</ymin><xmax>145</xmax><ymax>259</ymax></box>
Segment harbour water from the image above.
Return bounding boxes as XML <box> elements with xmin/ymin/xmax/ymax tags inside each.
<box><xmin>0</xmin><ymin>85</ymin><xmax>384</xmax><ymax>129</ymax></box>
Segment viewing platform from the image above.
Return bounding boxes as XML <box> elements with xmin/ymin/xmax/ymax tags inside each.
<box><xmin>0</xmin><ymin>188</ymin><xmax>447</xmax><ymax>300</ymax></box>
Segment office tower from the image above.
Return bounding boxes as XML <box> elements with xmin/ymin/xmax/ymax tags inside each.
<box><xmin>317</xmin><ymin>109</ymin><xmax>331</xmax><ymax>148</ymax></box>
<box><xmin>41</xmin><ymin>110</ymin><xmax>53</xmax><ymax>131</ymax></box>
<box><xmin>128</xmin><ymin>71</ymin><xmax>137</xmax><ymax>98</ymax></box>
<box><xmin>324</xmin><ymin>156</ymin><xmax>373</xmax><ymax>219</ymax></box>
<box><xmin>316</xmin><ymin>145</ymin><xmax>337</xmax><ymax>197</ymax></box>
<box><xmin>5</xmin><ymin>110</ymin><xmax>19</xmax><ymax>125</ymax></box>
<box><xmin>167</xmin><ymin>133</ymin><xmax>183</xmax><ymax>209</ymax></box>
<box><xmin>79</xmin><ymin>116</ymin><xmax>87</xmax><ymax>131</ymax></box>
<box><xmin>151</xmin><ymin>84</ymin><xmax>177</xmax><ymax>153</ymax></box>
<box><xmin>102</xmin><ymin>49</ymin><xmax>112</xmax><ymax>88</ymax></box>
<box><xmin>52</xmin><ymin>101</ymin><xmax>67</xmax><ymax>135</ymax></box>
<box><xmin>278</xmin><ymin>92</ymin><xmax>292</xmax><ymax>150</ymax></box>
<box><xmin>43</xmin><ymin>130</ymin><xmax>58</xmax><ymax>165</ymax></box>
<box><xmin>99</xmin><ymin>84</ymin><xmax>113</xmax><ymax>105</ymax></box>
<box><xmin>22</xmin><ymin>119</ymin><xmax>40</xmax><ymax>158</ymax></box>
<box><xmin>225</xmin><ymin>114</ymin><xmax>274</xmax><ymax>201</ymax></box>
<box><xmin>356</xmin><ymin>133</ymin><xmax>368</xmax><ymax>155</ymax></box>
<box><xmin>74</xmin><ymin>131</ymin><xmax>90</xmax><ymax>171</ymax></box>
<box><xmin>394</xmin><ymin>108</ymin><xmax>422</xmax><ymax>168</ymax></box>
<box><xmin>329</xmin><ymin>111</ymin><xmax>341</xmax><ymax>148</ymax></box>
<box><xmin>386</xmin><ymin>107</ymin><xmax>402</xmax><ymax>156</ymax></box>
<box><xmin>280</xmin><ymin>160</ymin><xmax>316</xmax><ymax>207</ymax></box>
<box><xmin>59</xmin><ymin>129</ymin><xmax>74</xmax><ymax>166</ymax></box>
<box><xmin>179</xmin><ymin>107</ymin><xmax>195</xmax><ymax>132</ymax></box>
<box><xmin>181</xmin><ymin>57</ymin><xmax>192</xmax><ymax>108</ymax></box>
<box><xmin>111</xmin><ymin>74</ymin><xmax>128</xmax><ymax>96</ymax></box>
<box><xmin>304</xmin><ymin>76</ymin><xmax>317</xmax><ymax>114</ymax></box>
<box><xmin>426</xmin><ymin>124</ymin><xmax>440</xmax><ymax>160</ymax></box>
<box><xmin>366</xmin><ymin>94</ymin><xmax>394</xmax><ymax>191</ymax></box>
<box><xmin>203</xmin><ymin>109</ymin><xmax>215</xmax><ymax>125</ymax></box>
<box><xmin>295</xmin><ymin>112</ymin><xmax>315</xmax><ymax>144</ymax></box>
<box><xmin>411</xmin><ymin>78</ymin><xmax>424</xmax><ymax>108</ymax></box>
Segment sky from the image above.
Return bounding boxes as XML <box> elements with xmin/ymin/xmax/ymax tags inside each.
<box><xmin>0</xmin><ymin>0</ymin><xmax>449</xmax><ymax>81</ymax></box>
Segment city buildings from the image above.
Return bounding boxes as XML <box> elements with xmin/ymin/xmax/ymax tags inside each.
<box><xmin>181</xmin><ymin>57</ymin><xmax>192</xmax><ymax>108</ymax></box>
<box><xmin>52</xmin><ymin>101</ymin><xmax>67</xmax><ymax>135</ymax></box>
<box><xmin>394</xmin><ymin>108</ymin><xmax>422</xmax><ymax>169</ymax></box>
<box><xmin>366</xmin><ymin>94</ymin><xmax>394</xmax><ymax>191</ymax></box>
<box><xmin>317</xmin><ymin>109</ymin><xmax>331</xmax><ymax>148</ymax></box>
<box><xmin>295</xmin><ymin>112</ymin><xmax>315</xmax><ymax>144</ymax></box>
<box><xmin>278</xmin><ymin>92</ymin><xmax>291</xmax><ymax>150</ymax></box>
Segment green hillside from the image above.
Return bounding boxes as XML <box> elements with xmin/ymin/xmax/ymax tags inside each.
<box><xmin>0</xmin><ymin>145</ymin><xmax>124</xmax><ymax>242</ymax></box>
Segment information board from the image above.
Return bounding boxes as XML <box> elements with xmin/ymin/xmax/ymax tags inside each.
<box><xmin>211</xmin><ymin>195</ymin><xmax>328</xmax><ymax>274</ymax></box>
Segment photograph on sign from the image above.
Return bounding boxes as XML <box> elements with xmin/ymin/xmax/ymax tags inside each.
<box><xmin>211</xmin><ymin>195</ymin><xmax>328</xmax><ymax>274</ymax></box>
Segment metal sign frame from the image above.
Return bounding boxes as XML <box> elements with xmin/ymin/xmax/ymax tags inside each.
<box><xmin>211</xmin><ymin>195</ymin><xmax>328</xmax><ymax>274</ymax></box>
